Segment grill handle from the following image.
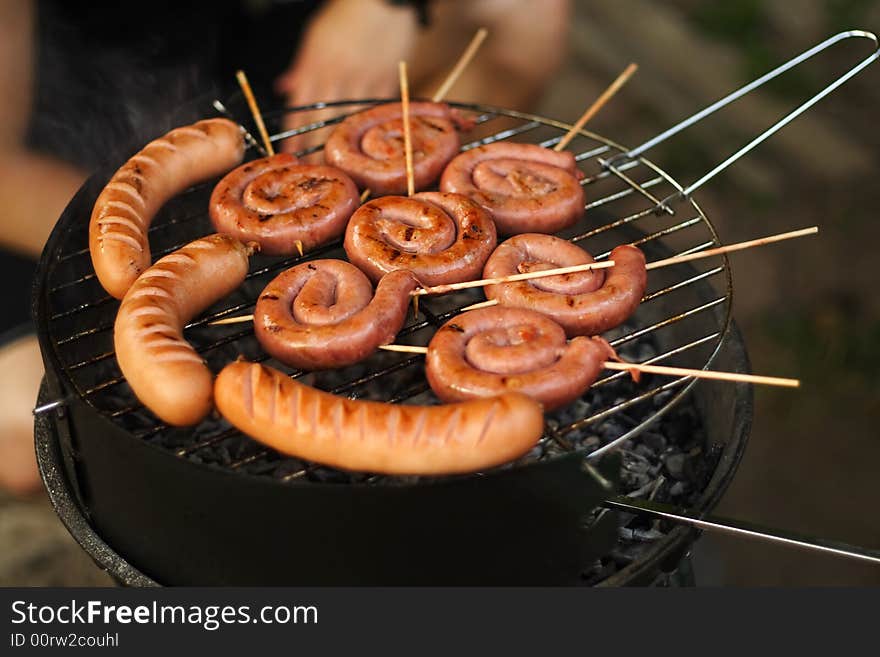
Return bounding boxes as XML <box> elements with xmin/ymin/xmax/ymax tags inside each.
<box><xmin>605</xmin><ymin>495</ymin><xmax>880</xmax><ymax>566</ymax></box>
<box><xmin>604</xmin><ymin>29</ymin><xmax>879</xmax><ymax>208</ymax></box>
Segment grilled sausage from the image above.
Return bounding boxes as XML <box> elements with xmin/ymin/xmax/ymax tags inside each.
<box><xmin>214</xmin><ymin>360</ymin><xmax>545</xmax><ymax>474</ymax></box>
<box><xmin>90</xmin><ymin>118</ymin><xmax>245</xmax><ymax>299</ymax></box>
<box><xmin>114</xmin><ymin>234</ymin><xmax>251</xmax><ymax>426</ymax></box>
<box><xmin>210</xmin><ymin>153</ymin><xmax>359</xmax><ymax>255</ymax></box>
<box><xmin>254</xmin><ymin>259</ymin><xmax>419</xmax><ymax>370</ymax></box>
<box><xmin>425</xmin><ymin>307</ymin><xmax>615</xmax><ymax>411</ymax></box>
<box><xmin>324</xmin><ymin>101</ymin><xmax>463</xmax><ymax>195</ymax></box>
<box><xmin>344</xmin><ymin>192</ymin><xmax>497</xmax><ymax>286</ymax></box>
<box><xmin>485</xmin><ymin>242</ymin><xmax>647</xmax><ymax>337</ymax></box>
<box><xmin>439</xmin><ymin>142</ymin><xmax>585</xmax><ymax>235</ymax></box>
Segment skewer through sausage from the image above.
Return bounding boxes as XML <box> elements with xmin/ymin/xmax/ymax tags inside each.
<box><xmin>344</xmin><ymin>191</ymin><xmax>497</xmax><ymax>286</ymax></box>
<box><xmin>425</xmin><ymin>306</ymin><xmax>615</xmax><ymax>410</ymax></box>
<box><xmin>484</xmin><ymin>238</ymin><xmax>648</xmax><ymax>337</ymax></box>
<box><xmin>440</xmin><ymin>142</ymin><xmax>585</xmax><ymax>235</ymax></box>
<box><xmin>214</xmin><ymin>360</ymin><xmax>545</xmax><ymax>475</ymax></box>
<box><xmin>324</xmin><ymin>101</ymin><xmax>466</xmax><ymax>195</ymax></box>
<box><xmin>90</xmin><ymin>118</ymin><xmax>245</xmax><ymax>299</ymax></box>
<box><xmin>210</xmin><ymin>153</ymin><xmax>359</xmax><ymax>255</ymax></box>
<box><xmin>254</xmin><ymin>259</ymin><xmax>419</xmax><ymax>370</ymax></box>
<box><xmin>114</xmin><ymin>234</ymin><xmax>251</xmax><ymax>426</ymax></box>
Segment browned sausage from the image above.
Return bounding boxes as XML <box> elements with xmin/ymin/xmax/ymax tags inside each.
<box><xmin>214</xmin><ymin>360</ymin><xmax>545</xmax><ymax>474</ymax></box>
<box><xmin>209</xmin><ymin>153</ymin><xmax>359</xmax><ymax>255</ymax></box>
<box><xmin>485</xmin><ymin>243</ymin><xmax>647</xmax><ymax>337</ymax></box>
<box><xmin>344</xmin><ymin>191</ymin><xmax>497</xmax><ymax>286</ymax></box>
<box><xmin>114</xmin><ymin>234</ymin><xmax>251</xmax><ymax>426</ymax></box>
<box><xmin>439</xmin><ymin>142</ymin><xmax>585</xmax><ymax>235</ymax></box>
<box><xmin>324</xmin><ymin>101</ymin><xmax>463</xmax><ymax>195</ymax></box>
<box><xmin>425</xmin><ymin>307</ymin><xmax>615</xmax><ymax>411</ymax></box>
<box><xmin>254</xmin><ymin>259</ymin><xmax>419</xmax><ymax>370</ymax></box>
<box><xmin>90</xmin><ymin>118</ymin><xmax>245</xmax><ymax>299</ymax></box>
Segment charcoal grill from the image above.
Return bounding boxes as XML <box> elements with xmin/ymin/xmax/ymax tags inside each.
<box><xmin>32</xmin><ymin>31</ymin><xmax>880</xmax><ymax>585</ymax></box>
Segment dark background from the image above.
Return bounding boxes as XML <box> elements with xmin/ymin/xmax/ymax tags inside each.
<box><xmin>2</xmin><ymin>0</ymin><xmax>879</xmax><ymax>586</ymax></box>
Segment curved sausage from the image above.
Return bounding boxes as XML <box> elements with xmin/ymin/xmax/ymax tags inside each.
<box><xmin>439</xmin><ymin>142</ymin><xmax>585</xmax><ymax>235</ymax></box>
<box><xmin>485</xmin><ymin>243</ymin><xmax>647</xmax><ymax>337</ymax></box>
<box><xmin>114</xmin><ymin>234</ymin><xmax>251</xmax><ymax>426</ymax></box>
<box><xmin>214</xmin><ymin>360</ymin><xmax>545</xmax><ymax>475</ymax></box>
<box><xmin>209</xmin><ymin>153</ymin><xmax>359</xmax><ymax>255</ymax></box>
<box><xmin>344</xmin><ymin>191</ymin><xmax>497</xmax><ymax>286</ymax></box>
<box><xmin>90</xmin><ymin>118</ymin><xmax>245</xmax><ymax>299</ymax></box>
<box><xmin>425</xmin><ymin>307</ymin><xmax>615</xmax><ymax>411</ymax></box>
<box><xmin>254</xmin><ymin>259</ymin><xmax>419</xmax><ymax>370</ymax></box>
<box><xmin>324</xmin><ymin>101</ymin><xmax>462</xmax><ymax>195</ymax></box>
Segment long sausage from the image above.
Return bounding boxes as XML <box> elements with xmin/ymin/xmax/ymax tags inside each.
<box><xmin>439</xmin><ymin>142</ymin><xmax>585</xmax><ymax>235</ymax></box>
<box><xmin>210</xmin><ymin>153</ymin><xmax>359</xmax><ymax>255</ymax></box>
<box><xmin>214</xmin><ymin>360</ymin><xmax>545</xmax><ymax>475</ymax></box>
<box><xmin>485</xmin><ymin>242</ymin><xmax>647</xmax><ymax>337</ymax></box>
<box><xmin>425</xmin><ymin>307</ymin><xmax>615</xmax><ymax>411</ymax></box>
<box><xmin>324</xmin><ymin>102</ymin><xmax>464</xmax><ymax>195</ymax></box>
<box><xmin>114</xmin><ymin>233</ymin><xmax>251</xmax><ymax>426</ymax></box>
<box><xmin>90</xmin><ymin>118</ymin><xmax>245</xmax><ymax>299</ymax></box>
<box><xmin>254</xmin><ymin>259</ymin><xmax>419</xmax><ymax>370</ymax></box>
<box><xmin>344</xmin><ymin>191</ymin><xmax>497</xmax><ymax>286</ymax></box>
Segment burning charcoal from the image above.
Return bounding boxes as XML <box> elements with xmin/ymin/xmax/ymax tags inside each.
<box><xmin>663</xmin><ymin>453</ymin><xmax>687</xmax><ymax>480</ymax></box>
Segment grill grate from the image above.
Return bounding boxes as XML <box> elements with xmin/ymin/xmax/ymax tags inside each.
<box><xmin>40</xmin><ymin>100</ymin><xmax>734</xmax><ymax>484</ymax></box>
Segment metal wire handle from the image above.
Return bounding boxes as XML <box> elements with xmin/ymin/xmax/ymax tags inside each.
<box><xmin>604</xmin><ymin>29</ymin><xmax>879</xmax><ymax>208</ymax></box>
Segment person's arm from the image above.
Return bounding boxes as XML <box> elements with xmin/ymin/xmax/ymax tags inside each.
<box><xmin>0</xmin><ymin>0</ymin><xmax>86</xmax><ymax>257</ymax></box>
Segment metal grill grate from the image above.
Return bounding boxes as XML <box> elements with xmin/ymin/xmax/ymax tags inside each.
<box><xmin>40</xmin><ymin>100</ymin><xmax>735</xmax><ymax>484</ymax></box>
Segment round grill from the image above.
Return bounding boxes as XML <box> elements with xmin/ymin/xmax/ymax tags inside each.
<box><xmin>37</xmin><ymin>100</ymin><xmax>733</xmax><ymax>484</ymax></box>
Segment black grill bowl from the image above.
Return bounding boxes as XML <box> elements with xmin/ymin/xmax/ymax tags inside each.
<box><xmin>33</xmin><ymin>104</ymin><xmax>752</xmax><ymax>585</ymax></box>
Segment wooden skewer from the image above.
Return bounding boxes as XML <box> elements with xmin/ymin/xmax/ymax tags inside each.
<box><xmin>460</xmin><ymin>226</ymin><xmax>819</xmax><ymax>311</ymax></box>
<box><xmin>399</xmin><ymin>61</ymin><xmax>415</xmax><ymax>197</ymax></box>
<box><xmin>376</xmin><ymin>345</ymin><xmax>798</xmax><ymax>388</ymax></box>
<box><xmin>645</xmin><ymin>226</ymin><xmax>818</xmax><ymax>270</ymax></box>
<box><xmin>412</xmin><ymin>260</ymin><xmax>616</xmax><ymax>296</ymax></box>
<box><xmin>555</xmin><ymin>62</ymin><xmax>639</xmax><ymax>152</ymax></box>
<box><xmin>209</xmin><ymin>226</ymin><xmax>818</xmax><ymax>325</ymax></box>
<box><xmin>360</xmin><ymin>188</ymin><xmax>372</xmax><ymax>203</ymax></box>
<box><xmin>235</xmin><ymin>70</ymin><xmax>274</xmax><ymax>156</ymax></box>
<box><xmin>210</xmin><ymin>314</ymin><xmax>254</xmax><ymax>326</ymax></box>
<box><xmin>294</xmin><ymin>240</ymin><xmax>303</xmax><ymax>257</ymax></box>
<box><xmin>431</xmin><ymin>27</ymin><xmax>489</xmax><ymax>102</ymax></box>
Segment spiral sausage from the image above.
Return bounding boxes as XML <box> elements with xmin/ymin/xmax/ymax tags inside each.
<box><xmin>485</xmin><ymin>240</ymin><xmax>647</xmax><ymax>337</ymax></box>
<box><xmin>114</xmin><ymin>234</ymin><xmax>251</xmax><ymax>426</ymax></box>
<box><xmin>90</xmin><ymin>118</ymin><xmax>245</xmax><ymax>299</ymax></box>
<box><xmin>439</xmin><ymin>142</ymin><xmax>585</xmax><ymax>235</ymax></box>
<box><xmin>214</xmin><ymin>360</ymin><xmax>544</xmax><ymax>475</ymax></box>
<box><xmin>426</xmin><ymin>307</ymin><xmax>616</xmax><ymax>411</ymax></box>
<box><xmin>209</xmin><ymin>153</ymin><xmax>359</xmax><ymax>256</ymax></box>
<box><xmin>254</xmin><ymin>259</ymin><xmax>419</xmax><ymax>370</ymax></box>
<box><xmin>324</xmin><ymin>101</ymin><xmax>463</xmax><ymax>195</ymax></box>
<box><xmin>344</xmin><ymin>191</ymin><xmax>497</xmax><ymax>286</ymax></box>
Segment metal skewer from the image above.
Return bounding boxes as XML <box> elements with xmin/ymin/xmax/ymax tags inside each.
<box><xmin>604</xmin><ymin>495</ymin><xmax>880</xmax><ymax>566</ymax></box>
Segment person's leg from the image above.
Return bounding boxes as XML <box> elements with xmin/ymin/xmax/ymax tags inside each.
<box><xmin>0</xmin><ymin>331</ymin><xmax>43</xmax><ymax>495</ymax></box>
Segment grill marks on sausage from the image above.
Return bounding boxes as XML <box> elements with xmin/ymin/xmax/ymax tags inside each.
<box><xmin>214</xmin><ymin>361</ymin><xmax>545</xmax><ymax>475</ymax></box>
<box><xmin>90</xmin><ymin>118</ymin><xmax>245</xmax><ymax>298</ymax></box>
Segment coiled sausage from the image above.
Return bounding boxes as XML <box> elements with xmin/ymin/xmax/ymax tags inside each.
<box><xmin>114</xmin><ymin>234</ymin><xmax>251</xmax><ymax>426</ymax></box>
<box><xmin>425</xmin><ymin>306</ymin><xmax>616</xmax><ymax>411</ymax></box>
<box><xmin>254</xmin><ymin>259</ymin><xmax>419</xmax><ymax>370</ymax></box>
<box><xmin>214</xmin><ymin>360</ymin><xmax>545</xmax><ymax>475</ymax></box>
<box><xmin>440</xmin><ymin>142</ymin><xmax>585</xmax><ymax>235</ymax></box>
<box><xmin>90</xmin><ymin>118</ymin><xmax>245</xmax><ymax>299</ymax></box>
<box><xmin>209</xmin><ymin>153</ymin><xmax>359</xmax><ymax>255</ymax></box>
<box><xmin>484</xmin><ymin>240</ymin><xmax>648</xmax><ymax>337</ymax></box>
<box><xmin>324</xmin><ymin>101</ymin><xmax>463</xmax><ymax>195</ymax></box>
<box><xmin>344</xmin><ymin>191</ymin><xmax>497</xmax><ymax>286</ymax></box>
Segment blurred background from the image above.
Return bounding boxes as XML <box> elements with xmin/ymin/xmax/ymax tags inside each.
<box><xmin>2</xmin><ymin>0</ymin><xmax>879</xmax><ymax>585</ymax></box>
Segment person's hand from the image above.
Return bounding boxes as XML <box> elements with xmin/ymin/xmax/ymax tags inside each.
<box><xmin>274</xmin><ymin>0</ymin><xmax>419</xmax><ymax>158</ymax></box>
